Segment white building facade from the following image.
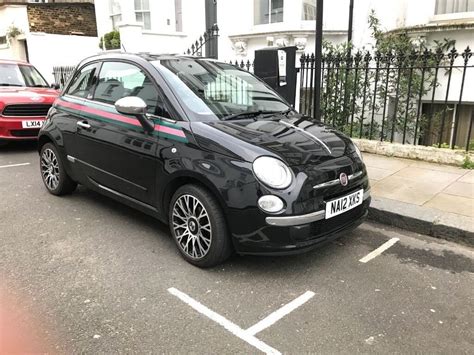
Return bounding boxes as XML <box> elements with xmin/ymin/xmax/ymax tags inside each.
<box><xmin>94</xmin><ymin>0</ymin><xmax>205</xmax><ymax>55</ymax></box>
<box><xmin>94</xmin><ymin>0</ymin><xmax>473</xmax><ymax>60</ymax></box>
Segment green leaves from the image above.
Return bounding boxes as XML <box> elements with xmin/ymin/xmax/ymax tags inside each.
<box><xmin>99</xmin><ymin>30</ymin><xmax>121</xmax><ymax>50</ymax></box>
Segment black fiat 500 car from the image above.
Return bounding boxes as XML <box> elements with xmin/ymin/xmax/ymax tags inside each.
<box><xmin>38</xmin><ymin>53</ymin><xmax>370</xmax><ymax>267</ymax></box>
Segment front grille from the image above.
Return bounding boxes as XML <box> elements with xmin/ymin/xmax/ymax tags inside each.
<box><xmin>2</xmin><ymin>104</ymin><xmax>51</xmax><ymax>117</ymax></box>
<box><xmin>10</xmin><ymin>129</ymin><xmax>40</xmax><ymax>137</ymax></box>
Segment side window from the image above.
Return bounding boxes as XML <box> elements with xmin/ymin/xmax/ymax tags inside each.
<box><xmin>65</xmin><ymin>63</ymin><xmax>97</xmax><ymax>98</ymax></box>
<box><xmin>93</xmin><ymin>61</ymin><xmax>171</xmax><ymax>118</ymax></box>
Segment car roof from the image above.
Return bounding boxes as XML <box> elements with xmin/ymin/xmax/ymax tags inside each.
<box><xmin>0</xmin><ymin>58</ymin><xmax>31</xmax><ymax>65</ymax></box>
<box><xmin>78</xmin><ymin>52</ymin><xmax>221</xmax><ymax>66</ymax></box>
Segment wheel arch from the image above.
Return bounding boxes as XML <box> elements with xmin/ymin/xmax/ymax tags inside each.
<box><xmin>161</xmin><ymin>172</ymin><xmax>228</xmax><ymax>223</ymax></box>
<box><xmin>37</xmin><ymin>133</ymin><xmax>55</xmax><ymax>153</ymax></box>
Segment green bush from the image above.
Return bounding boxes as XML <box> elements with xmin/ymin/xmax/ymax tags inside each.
<box><xmin>99</xmin><ymin>30</ymin><xmax>121</xmax><ymax>50</ymax></box>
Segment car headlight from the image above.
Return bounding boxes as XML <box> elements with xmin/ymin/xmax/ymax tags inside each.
<box><xmin>253</xmin><ymin>156</ymin><xmax>292</xmax><ymax>189</ymax></box>
<box><xmin>353</xmin><ymin>143</ymin><xmax>363</xmax><ymax>160</ymax></box>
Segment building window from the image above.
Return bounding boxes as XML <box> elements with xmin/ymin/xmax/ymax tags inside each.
<box><xmin>435</xmin><ymin>0</ymin><xmax>474</xmax><ymax>14</ymax></box>
<box><xmin>109</xmin><ymin>0</ymin><xmax>122</xmax><ymax>29</ymax></box>
<box><xmin>0</xmin><ymin>36</ymin><xmax>7</xmax><ymax>45</ymax></box>
<box><xmin>254</xmin><ymin>0</ymin><xmax>284</xmax><ymax>25</ymax></box>
<box><xmin>135</xmin><ymin>0</ymin><xmax>151</xmax><ymax>30</ymax></box>
<box><xmin>302</xmin><ymin>0</ymin><xmax>316</xmax><ymax>20</ymax></box>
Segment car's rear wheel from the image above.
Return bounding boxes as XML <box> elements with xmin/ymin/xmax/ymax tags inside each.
<box><xmin>40</xmin><ymin>143</ymin><xmax>77</xmax><ymax>195</ymax></box>
<box><xmin>169</xmin><ymin>184</ymin><xmax>232</xmax><ymax>268</ymax></box>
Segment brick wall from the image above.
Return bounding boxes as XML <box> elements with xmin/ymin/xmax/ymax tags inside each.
<box><xmin>27</xmin><ymin>3</ymin><xmax>97</xmax><ymax>37</ymax></box>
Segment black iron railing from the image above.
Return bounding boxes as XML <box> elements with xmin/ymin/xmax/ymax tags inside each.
<box><xmin>300</xmin><ymin>47</ymin><xmax>474</xmax><ymax>151</ymax></box>
<box><xmin>231</xmin><ymin>46</ymin><xmax>473</xmax><ymax>151</ymax></box>
<box><xmin>184</xmin><ymin>24</ymin><xmax>219</xmax><ymax>59</ymax></box>
<box><xmin>52</xmin><ymin>65</ymin><xmax>76</xmax><ymax>88</ymax></box>
<box><xmin>229</xmin><ymin>59</ymin><xmax>254</xmax><ymax>72</ymax></box>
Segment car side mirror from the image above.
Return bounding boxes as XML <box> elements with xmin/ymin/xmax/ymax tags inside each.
<box><xmin>115</xmin><ymin>96</ymin><xmax>154</xmax><ymax>133</ymax></box>
<box><xmin>51</xmin><ymin>83</ymin><xmax>60</xmax><ymax>90</ymax></box>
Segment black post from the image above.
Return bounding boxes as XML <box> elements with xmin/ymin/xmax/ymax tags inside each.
<box><xmin>313</xmin><ymin>0</ymin><xmax>324</xmax><ymax>121</ymax></box>
<box><xmin>205</xmin><ymin>0</ymin><xmax>218</xmax><ymax>58</ymax></box>
<box><xmin>348</xmin><ymin>0</ymin><xmax>354</xmax><ymax>44</ymax></box>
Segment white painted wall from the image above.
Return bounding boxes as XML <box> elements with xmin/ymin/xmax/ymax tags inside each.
<box><xmin>26</xmin><ymin>33</ymin><xmax>99</xmax><ymax>83</ymax></box>
<box><xmin>424</xmin><ymin>30</ymin><xmax>474</xmax><ymax>103</ymax></box>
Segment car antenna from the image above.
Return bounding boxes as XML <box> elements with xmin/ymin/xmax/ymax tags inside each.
<box><xmin>122</xmin><ymin>43</ymin><xmax>127</xmax><ymax>52</ymax></box>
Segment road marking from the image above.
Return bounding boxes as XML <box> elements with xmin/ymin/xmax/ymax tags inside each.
<box><xmin>359</xmin><ymin>238</ymin><xmax>400</xmax><ymax>263</ymax></box>
<box><xmin>168</xmin><ymin>287</ymin><xmax>281</xmax><ymax>354</ymax></box>
<box><xmin>0</xmin><ymin>162</ymin><xmax>31</xmax><ymax>169</ymax></box>
<box><xmin>246</xmin><ymin>291</ymin><xmax>315</xmax><ymax>335</ymax></box>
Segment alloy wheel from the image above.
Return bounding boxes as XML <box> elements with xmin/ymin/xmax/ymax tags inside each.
<box><xmin>172</xmin><ymin>194</ymin><xmax>212</xmax><ymax>259</ymax></box>
<box><xmin>41</xmin><ymin>148</ymin><xmax>60</xmax><ymax>191</ymax></box>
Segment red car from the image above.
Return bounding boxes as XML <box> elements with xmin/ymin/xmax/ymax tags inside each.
<box><xmin>0</xmin><ymin>59</ymin><xmax>59</xmax><ymax>146</ymax></box>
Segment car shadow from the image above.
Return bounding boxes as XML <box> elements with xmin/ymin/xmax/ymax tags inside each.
<box><xmin>61</xmin><ymin>185</ymin><xmax>353</xmax><ymax>276</ymax></box>
<box><xmin>0</xmin><ymin>141</ymin><xmax>38</xmax><ymax>154</ymax></box>
<box><xmin>68</xmin><ymin>185</ymin><xmax>171</xmax><ymax>238</ymax></box>
<box><xmin>224</xmin><ymin>236</ymin><xmax>353</xmax><ymax>275</ymax></box>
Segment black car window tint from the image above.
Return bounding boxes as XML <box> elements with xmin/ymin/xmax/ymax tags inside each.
<box><xmin>66</xmin><ymin>64</ymin><xmax>97</xmax><ymax>98</ymax></box>
<box><xmin>93</xmin><ymin>61</ymin><xmax>171</xmax><ymax>118</ymax></box>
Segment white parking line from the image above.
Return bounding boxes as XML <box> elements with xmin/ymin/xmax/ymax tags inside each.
<box><xmin>359</xmin><ymin>237</ymin><xmax>400</xmax><ymax>263</ymax></box>
<box><xmin>0</xmin><ymin>162</ymin><xmax>31</xmax><ymax>169</ymax></box>
<box><xmin>168</xmin><ymin>287</ymin><xmax>281</xmax><ymax>354</ymax></box>
<box><xmin>246</xmin><ymin>291</ymin><xmax>315</xmax><ymax>335</ymax></box>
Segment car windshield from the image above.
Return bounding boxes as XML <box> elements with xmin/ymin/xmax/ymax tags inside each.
<box><xmin>0</xmin><ymin>63</ymin><xmax>49</xmax><ymax>88</ymax></box>
<box><xmin>152</xmin><ymin>58</ymin><xmax>290</xmax><ymax>121</ymax></box>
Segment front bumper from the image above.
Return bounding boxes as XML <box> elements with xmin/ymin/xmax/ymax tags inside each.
<box><xmin>0</xmin><ymin>117</ymin><xmax>45</xmax><ymax>140</ymax></box>
<box><xmin>266</xmin><ymin>189</ymin><xmax>371</xmax><ymax>227</ymax></box>
<box><xmin>229</xmin><ymin>193</ymin><xmax>371</xmax><ymax>256</ymax></box>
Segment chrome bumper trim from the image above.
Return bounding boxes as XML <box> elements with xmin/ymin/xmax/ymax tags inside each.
<box><xmin>265</xmin><ymin>188</ymin><xmax>371</xmax><ymax>227</ymax></box>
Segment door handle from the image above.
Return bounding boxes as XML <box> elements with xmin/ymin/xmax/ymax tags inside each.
<box><xmin>77</xmin><ymin>121</ymin><xmax>91</xmax><ymax>129</ymax></box>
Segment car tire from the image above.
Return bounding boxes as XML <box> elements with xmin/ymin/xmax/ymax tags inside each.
<box><xmin>40</xmin><ymin>143</ymin><xmax>77</xmax><ymax>195</ymax></box>
<box><xmin>169</xmin><ymin>184</ymin><xmax>233</xmax><ymax>268</ymax></box>
<box><xmin>0</xmin><ymin>140</ymin><xmax>8</xmax><ymax>147</ymax></box>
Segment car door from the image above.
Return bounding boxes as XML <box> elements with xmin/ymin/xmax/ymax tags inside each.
<box><xmin>54</xmin><ymin>62</ymin><xmax>99</xmax><ymax>161</ymax></box>
<box><xmin>70</xmin><ymin>60</ymin><xmax>162</xmax><ymax>206</ymax></box>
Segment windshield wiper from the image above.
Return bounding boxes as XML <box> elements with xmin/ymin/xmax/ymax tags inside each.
<box><xmin>259</xmin><ymin>107</ymin><xmax>295</xmax><ymax>119</ymax></box>
<box><xmin>0</xmin><ymin>83</ymin><xmax>23</xmax><ymax>87</ymax></box>
<box><xmin>222</xmin><ymin>108</ymin><xmax>295</xmax><ymax>121</ymax></box>
<box><xmin>221</xmin><ymin>110</ymin><xmax>265</xmax><ymax>121</ymax></box>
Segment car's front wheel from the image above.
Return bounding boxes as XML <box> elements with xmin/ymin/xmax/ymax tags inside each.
<box><xmin>40</xmin><ymin>143</ymin><xmax>77</xmax><ymax>195</ymax></box>
<box><xmin>169</xmin><ymin>184</ymin><xmax>232</xmax><ymax>268</ymax></box>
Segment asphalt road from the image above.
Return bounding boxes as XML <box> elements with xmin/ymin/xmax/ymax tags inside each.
<box><xmin>1</xmin><ymin>142</ymin><xmax>473</xmax><ymax>354</ymax></box>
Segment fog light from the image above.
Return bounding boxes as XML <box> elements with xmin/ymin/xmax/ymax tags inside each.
<box><xmin>258</xmin><ymin>195</ymin><xmax>284</xmax><ymax>213</ymax></box>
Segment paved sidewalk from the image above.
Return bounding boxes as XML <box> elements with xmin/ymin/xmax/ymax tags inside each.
<box><xmin>363</xmin><ymin>153</ymin><xmax>474</xmax><ymax>245</ymax></box>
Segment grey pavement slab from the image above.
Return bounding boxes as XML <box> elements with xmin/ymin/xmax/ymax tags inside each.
<box><xmin>364</xmin><ymin>152</ymin><xmax>474</xmax><ymax>240</ymax></box>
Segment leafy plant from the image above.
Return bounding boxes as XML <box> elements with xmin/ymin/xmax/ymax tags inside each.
<box><xmin>99</xmin><ymin>30</ymin><xmax>121</xmax><ymax>50</ymax></box>
<box><xmin>462</xmin><ymin>156</ymin><xmax>474</xmax><ymax>169</ymax></box>
<box><xmin>6</xmin><ymin>25</ymin><xmax>23</xmax><ymax>40</ymax></box>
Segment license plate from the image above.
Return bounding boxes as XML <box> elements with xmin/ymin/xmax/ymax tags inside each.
<box><xmin>325</xmin><ymin>189</ymin><xmax>364</xmax><ymax>219</ymax></box>
<box><xmin>21</xmin><ymin>120</ymin><xmax>43</xmax><ymax>129</ymax></box>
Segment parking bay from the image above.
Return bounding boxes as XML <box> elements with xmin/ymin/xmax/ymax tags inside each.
<box><xmin>1</xmin><ymin>144</ymin><xmax>473</xmax><ymax>354</ymax></box>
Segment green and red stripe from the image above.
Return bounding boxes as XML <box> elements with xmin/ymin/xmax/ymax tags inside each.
<box><xmin>55</xmin><ymin>96</ymin><xmax>188</xmax><ymax>143</ymax></box>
